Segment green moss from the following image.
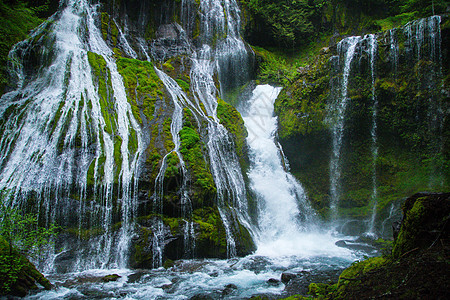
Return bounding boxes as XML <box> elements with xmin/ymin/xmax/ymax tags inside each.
<box><xmin>66</xmin><ymin>227</ymin><xmax>105</xmax><ymax>240</ymax></box>
<box><xmin>335</xmin><ymin>257</ymin><xmax>387</xmax><ymax>297</ymax></box>
<box><xmin>180</xmin><ymin>109</ymin><xmax>216</xmax><ymax>205</ymax></box>
<box><xmin>116</xmin><ymin>57</ymin><xmax>164</xmax><ymax>125</ymax></box>
<box><xmin>163</xmin><ymin>217</ymin><xmax>180</xmax><ymax>233</ymax></box>
<box><xmin>0</xmin><ymin>2</ymin><xmax>48</xmax><ymax>95</ymax></box>
<box><xmin>216</xmin><ymin>98</ymin><xmax>248</xmax><ymax>159</ymax></box>
<box><xmin>87</xmin><ymin>51</ymin><xmax>115</xmax><ymax>134</ymax></box>
<box><xmin>133</xmin><ymin>226</ymin><xmax>153</xmax><ymax>268</ymax></box>
<box><xmin>162</xmin><ymin>61</ymin><xmax>175</xmax><ymax>71</ymax></box>
<box><xmin>114</xmin><ymin>135</ymin><xmax>123</xmax><ymax>179</ymax></box>
<box><xmin>100</xmin><ymin>12</ymin><xmax>109</xmax><ymax>41</ymax></box>
<box><xmin>192</xmin><ymin>207</ymin><xmax>227</xmax><ymax>257</ymax></box>
<box><xmin>163</xmin><ymin>118</ymin><xmax>175</xmax><ymax>151</ymax></box>
<box><xmin>176</xmin><ymin>79</ymin><xmax>190</xmax><ymax>93</ymax></box>
<box><xmin>165</xmin><ymin>152</ymin><xmax>180</xmax><ymax>179</ymax></box>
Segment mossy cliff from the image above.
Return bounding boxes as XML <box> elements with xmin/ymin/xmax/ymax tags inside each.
<box><xmin>292</xmin><ymin>192</ymin><xmax>449</xmax><ymax>299</ymax></box>
<box><xmin>80</xmin><ymin>1</ymin><xmax>255</xmax><ymax>268</ymax></box>
<box><xmin>269</xmin><ymin>16</ymin><xmax>450</xmax><ymax>227</ymax></box>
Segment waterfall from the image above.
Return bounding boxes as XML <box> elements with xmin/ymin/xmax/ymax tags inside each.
<box><xmin>403</xmin><ymin>15</ymin><xmax>443</xmax><ymax>187</ymax></box>
<box><xmin>190</xmin><ymin>46</ymin><xmax>251</xmax><ymax>257</ymax></box>
<box><xmin>184</xmin><ymin>0</ymin><xmax>253</xmax><ymax>256</ymax></box>
<box><xmin>328</xmin><ymin>36</ymin><xmax>361</xmax><ymax>220</ymax></box>
<box><xmin>388</xmin><ymin>28</ymin><xmax>399</xmax><ymax>77</ymax></box>
<box><xmin>243</xmin><ymin>85</ymin><xmax>358</xmax><ymax>258</ymax></box>
<box><xmin>0</xmin><ymin>0</ymin><xmax>143</xmax><ymax>271</ymax></box>
<box><xmin>152</xmin><ymin>67</ymin><xmax>201</xmax><ymax>265</ymax></box>
<box><xmin>367</xmin><ymin>34</ymin><xmax>379</xmax><ymax>236</ymax></box>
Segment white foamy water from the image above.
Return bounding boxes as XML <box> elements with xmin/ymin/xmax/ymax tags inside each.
<box><xmin>241</xmin><ymin>85</ymin><xmax>356</xmax><ymax>260</ymax></box>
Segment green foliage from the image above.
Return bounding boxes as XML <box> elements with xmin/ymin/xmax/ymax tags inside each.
<box><xmin>0</xmin><ymin>202</ymin><xmax>58</xmax><ymax>258</ymax></box>
<box><xmin>0</xmin><ymin>1</ymin><xmax>45</xmax><ymax>94</ymax></box>
<box><xmin>252</xmin><ymin>46</ymin><xmax>300</xmax><ymax>86</ymax></box>
<box><xmin>241</xmin><ymin>0</ymin><xmax>327</xmax><ymax>47</ymax></box>
<box><xmin>0</xmin><ymin>196</ymin><xmax>56</xmax><ymax>295</ymax></box>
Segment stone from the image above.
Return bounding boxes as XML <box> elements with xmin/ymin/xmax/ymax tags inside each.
<box><xmin>222</xmin><ymin>283</ymin><xmax>238</xmax><ymax>295</ymax></box>
<box><xmin>267</xmin><ymin>278</ymin><xmax>280</xmax><ymax>285</ymax></box>
<box><xmin>281</xmin><ymin>272</ymin><xmax>296</xmax><ymax>284</ymax></box>
<box><xmin>101</xmin><ymin>274</ymin><xmax>121</xmax><ymax>282</ymax></box>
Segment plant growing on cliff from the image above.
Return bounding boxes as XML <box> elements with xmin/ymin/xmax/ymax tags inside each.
<box><xmin>0</xmin><ymin>201</ymin><xmax>58</xmax><ymax>258</ymax></box>
<box><xmin>0</xmin><ymin>194</ymin><xmax>57</xmax><ymax>294</ymax></box>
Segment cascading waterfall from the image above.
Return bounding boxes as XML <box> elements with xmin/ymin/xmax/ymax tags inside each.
<box><xmin>328</xmin><ymin>36</ymin><xmax>361</xmax><ymax>220</ymax></box>
<box><xmin>242</xmin><ymin>85</ymin><xmax>319</xmax><ymax>255</ymax></box>
<box><xmin>367</xmin><ymin>34</ymin><xmax>379</xmax><ymax>236</ymax></box>
<box><xmin>152</xmin><ymin>67</ymin><xmax>201</xmax><ymax>265</ymax></box>
<box><xmin>190</xmin><ymin>46</ymin><xmax>251</xmax><ymax>257</ymax></box>
<box><xmin>180</xmin><ymin>0</ymin><xmax>254</xmax><ymax>256</ymax></box>
<box><xmin>388</xmin><ymin>28</ymin><xmax>399</xmax><ymax>77</ymax></box>
<box><xmin>0</xmin><ymin>0</ymin><xmax>143</xmax><ymax>271</ymax></box>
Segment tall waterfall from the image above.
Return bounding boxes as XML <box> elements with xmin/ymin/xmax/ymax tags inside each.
<box><xmin>328</xmin><ymin>36</ymin><xmax>361</xmax><ymax>220</ymax></box>
<box><xmin>0</xmin><ymin>0</ymin><xmax>143</xmax><ymax>271</ymax></box>
<box><xmin>367</xmin><ymin>34</ymin><xmax>379</xmax><ymax>236</ymax></box>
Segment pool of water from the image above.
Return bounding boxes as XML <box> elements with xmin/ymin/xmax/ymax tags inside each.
<box><xmin>28</xmin><ymin>232</ymin><xmax>378</xmax><ymax>299</ymax></box>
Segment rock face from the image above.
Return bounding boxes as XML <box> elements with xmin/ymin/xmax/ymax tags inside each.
<box><xmin>0</xmin><ymin>0</ymin><xmax>255</xmax><ymax>273</ymax></box>
<box><xmin>274</xmin><ymin>15</ymin><xmax>450</xmax><ymax>228</ymax></box>
<box><xmin>392</xmin><ymin>192</ymin><xmax>450</xmax><ymax>258</ymax></box>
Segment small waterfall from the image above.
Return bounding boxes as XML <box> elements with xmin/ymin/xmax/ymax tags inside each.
<box><xmin>388</xmin><ymin>28</ymin><xmax>399</xmax><ymax>77</ymax></box>
<box><xmin>328</xmin><ymin>36</ymin><xmax>361</xmax><ymax>220</ymax></box>
<box><xmin>367</xmin><ymin>34</ymin><xmax>379</xmax><ymax>236</ymax></box>
<box><xmin>404</xmin><ymin>16</ymin><xmax>442</xmax><ymax>63</ymax></box>
<box><xmin>403</xmin><ymin>15</ymin><xmax>443</xmax><ymax>187</ymax></box>
<box><xmin>0</xmin><ymin>0</ymin><xmax>143</xmax><ymax>271</ymax></box>
<box><xmin>113</xmin><ymin>19</ymin><xmax>138</xmax><ymax>59</ymax></box>
<box><xmin>190</xmin><ymin>46</ymin><xmax>251</xmax><ymax>257</ymax></box>
<box><xmin>153</xmin><ymin>68</ymin><xmax>198</xmax><ymax>265</ymax></box>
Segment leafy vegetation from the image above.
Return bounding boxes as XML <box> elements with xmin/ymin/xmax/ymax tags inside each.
<box><xmin>0</xmin><ymin>198</ymin><xmax>56</xmax><ymax>295</ymax></box>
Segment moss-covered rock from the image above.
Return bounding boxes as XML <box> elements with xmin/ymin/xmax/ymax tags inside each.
<box><xmin>392</xmin><ymin>192</ymin><xmax>450</xmax><ymax>258</ymax></box>
<box><xmin>273</xmin><ymin>17</ymin><xmax>450</xmax><ymax>221</ymax></box>
<box><xmin>0</xmin><ymin>237</ymin><xmax>52</xmax><ymax>297</ymax></box>
<box><xmin>180</xmin><ymin>108</ymin><xmax>217</xmax><ymax>208</ymax></box>
<box><xmin>301</xmin><ymin>192</ymin><xmax>450</xmax><ymax>299</ymax></box>
<box><xmin>192</xmin><ymin>207</ymin><xmax>228</xmax><ymax>258</ymax></box>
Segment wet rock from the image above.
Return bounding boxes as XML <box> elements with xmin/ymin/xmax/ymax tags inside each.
<box><xmin>222</xmin><ymin>283</ymin><xmax>238</xmax><ymax>295</ymax></box>
<box><xmin>267</xmin><ymin>278</ymin><xmax>280</xmax><ymax>286</ymax></box>
<box><xmin>335</xmin><ymin>239</ymin><xmax>378</xmax><ymax>253</ymax></box>
<box><xmin>127</xmin><ymin>271</ymin><xmax>146</xmax><ymax>283</ymax></box>
<box><xmin>189</xmin><ymin>294</ymin><xmax>214</xmax><ymax>300</ymax></box>
<box><xmin>101</xmin><ymin>274</ymin><xmax>121</xmax><ymax>282</ymax></box>
<box><xmin>281</xmin><ymin>272</ymin><xmax>296</xmax><ymax>284</ymax></box>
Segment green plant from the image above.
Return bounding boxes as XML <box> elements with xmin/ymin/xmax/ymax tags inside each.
<box><xmin>0</xmin><ymin>193</ymin><xmax>57</xmax><ymax>294</ymax></box>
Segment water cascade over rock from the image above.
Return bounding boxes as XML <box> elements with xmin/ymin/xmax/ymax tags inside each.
<box><xmin>0</xmin><ymin>0</ymin><xmax>448</xmax><ymax>297</ymax></box>
<box><xmin>0</xmin><ymin>0</ymin><xmax>257</xmax><ymax>271</ymax></box>
<box><xmin>276</xmin><ymin>14</ymin><xmax>447</xmax><ymax>237</ymax></box>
